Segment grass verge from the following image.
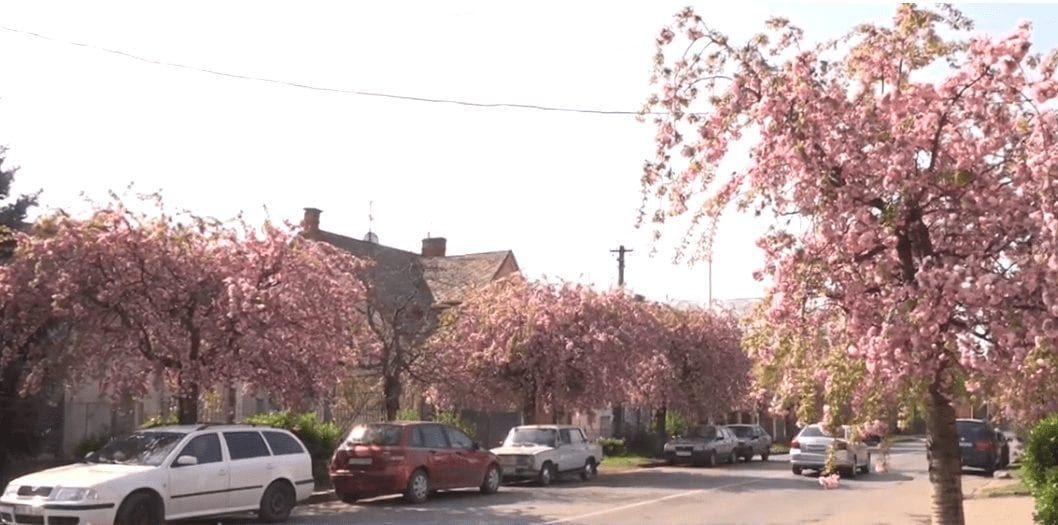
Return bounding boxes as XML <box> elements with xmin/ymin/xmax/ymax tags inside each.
<box><xmin>980</xmin><ymin>470</ymin><xmax>1030</xmax><ymax>498</ymax></box>
<box><xmin>770</xmin><ymin>443</ymin><xmax>791</xmax><ymax>455</ymax></box>
<box><xmin>600</xmin><ymin>455</ymin><xmax>665</xmax><ymax>470</ymax></box>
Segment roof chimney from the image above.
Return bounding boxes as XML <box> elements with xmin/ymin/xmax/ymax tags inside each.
<box><xmin>421</xmin><ymin>236</ymin><xmax>447</xmax><ymax>257</ymax></box>
<box><xmin>302</xmin><ymin>207</ymin><xmax>322</xmax><ymax>233</ymax></box>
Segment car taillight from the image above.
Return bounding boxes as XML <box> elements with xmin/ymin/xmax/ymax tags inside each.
<box><xmin>975</xmin><ymin>441</ymin><xmax>993</xmax><ymax>451</ymax></box>
<box><xmin>331</xmin><ymin>448</ymin><xmax>349</xmax><ymax>468</ymax></box>
<box><xmin>790</xmin><ymin>439</ymin><xmax>800</xmax><ymax>450</ymax></box>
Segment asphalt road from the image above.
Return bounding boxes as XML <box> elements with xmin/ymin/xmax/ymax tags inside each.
<box><xmin>183</xmin><ymin>440</ymin><xmax>1009</xmax><ymax>525</ymax></box>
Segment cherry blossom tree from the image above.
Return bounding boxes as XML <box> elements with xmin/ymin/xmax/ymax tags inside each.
<box><xmin>643</xmin><ymin>5</ymin><xmax>1058</xmax><ymax>523</ymax></box>
<box><xmin>0</xmin><ymin>195</ymin><xmax>371</xmax><ymax>424</ymax></box>
<box><xmin>423</xmin><ymin>276</ymin><xmax>660</xmax><ymax>423</ymax></box>
<box><xmin>633</xmin><ymin>304</ymin><xmax>750</xmax><ymax>441</ymax></box>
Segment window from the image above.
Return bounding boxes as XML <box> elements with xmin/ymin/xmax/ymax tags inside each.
<box><xmin>411</xmin><ymin>427</ymin><xmax>425</xmax><ymax>447</ymax></box>
<box><xmin>443</xmin><ymin>426</ymin><xmax>474</xmax><ymax>449</ymax></box>
<box><xmin>94</xmin><ymin>432</ymin><xmax>185</xmax><ymax>466</ymax></box>
<box><xmin>174</xmin><ymin>434</ymin><xmax>222</xmax><ymax>465</ymax></box>
<box><xmin>558</xmin><ymin>429</ymin><xmax>572</xmax><ymax>445</ymax></box>
<box><xmin>799</xmin><ymin>425</ymin><xmax>831</xmax><ymax>438</ymax></box>
<box><xmin>419</xmin><ymin>424</ymin><xmax>449</xmax><ymax>449</ymax></box>
<box><xmin>224</xmin><ymin>431</ymin><xmax>271</xmax><ymax>460</ymax></box>
<box><xmin>346</xmin><ymin>424</ymin><xmax>403</xmax><ymax>446</ymax></box>
<box><xmin>570</xmin><ymin>430</ymin><xmax>585</xmax><ymax>444</ymax></box>
<box><xmin>263</xmin><ymin>431</ymin><xmax>305</xmax><ymax>455</ymax></box>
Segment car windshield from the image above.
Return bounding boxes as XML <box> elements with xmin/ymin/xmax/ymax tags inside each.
<box><xmin>90</xmin><ymin>431</ymin><xmax>185</xmax><ymax>466</ymax></box>
<box><xmin>728</xmin><ymin>426</ymin><xmax>754</xmax><ymax>438</ymax></box>
<box><xmin>346</xmin><ymin>424</ymin><xmax>403</xmax><ymax>446</ymax></box>
<box><xmin>504</xmin><ymin>428</ymin><xmax>556</xmax><ymax>447</ymax></box>
<box><xmin>686</xmin><ymin>425</ymin><xmax>718</xmax><ymax>440</ymax></box>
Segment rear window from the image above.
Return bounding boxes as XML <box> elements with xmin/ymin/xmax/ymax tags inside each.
<box><xmin>687</xmin><ymin>425</ymin><xmax>718</xmax><ymax>439</ymax></box>
<box><xmin>263</xmin><ymin>431</ymin><xmax>305</xmax><ymax>455</ymax></box>
<box><xmin>799</xmin><ymin>425</ymin><xmax>832</xmax><ymax>438</ymax></box>
<box><xmin>956</xmin><ymin>421</ymin><xmax>990</xmax><ymax>439</ymax></box>
<box><xmin>728</xmin><ymin>426</ymin><xmax>754</xmax><ymax>438</ymax></box>
<box><xmin>346</xmin><ymin>424</ymin><xmax>403</xmax><ymax>446</ymax></box>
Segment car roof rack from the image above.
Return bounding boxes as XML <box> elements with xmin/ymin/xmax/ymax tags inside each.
<box><xmin>194</xmin><ymin>422</ymin><xmax>263</xmax><ymax>431</ymax></box>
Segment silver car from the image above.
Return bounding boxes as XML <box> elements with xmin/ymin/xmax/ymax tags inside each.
<box><xmin>663</xmin><ymin>425</ymin><xmax>739</xmax><ymax>467</ymax></box>
<box><xmin>790</xmin><ymin>424</ymin><xmax>870</xmax><ymax>477</ymax></box>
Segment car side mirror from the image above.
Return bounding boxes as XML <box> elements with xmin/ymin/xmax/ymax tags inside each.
<box><xmin>472</xmin><ymin>442</ymin><xmax>481</xmax><ymax>451</ymax></box>
<box><xmin>174</xmin><ymin>455</ymin><xmax>199</xmax><ymax>467</ymax></box>
<box><xmin>83</xmin><ymin>451</ymin><xmax>99</xmax><ymax>463</ymax></box>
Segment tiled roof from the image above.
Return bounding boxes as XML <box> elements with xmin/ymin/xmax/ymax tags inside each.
<box><xmin>422</xmin><ymin>251</ymin><xmax>515</xmax><ymax>306</ymax></box>
<box><xmin>308</xmin><ymin>230</ymin><xmax>435</xmax><ymax>312</ymax></box>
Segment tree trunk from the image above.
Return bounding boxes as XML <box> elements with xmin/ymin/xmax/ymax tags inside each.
<box><xmin>612</xmin><ymin>405</ymin><xmax>625</xmax><ymax>439</ymax></box>
<box><xmin>383</xmin><ymin>375</ymin><xmax>402</xmax><ymax>421</ymax></box>
<box><xmin>522</xmin><ymin>393</ymin><xmax>537</xmax><ymax>425</ymax></box>
<box><xmin>176</xmin><ymin>381</ymin><xmax>199</xmax><ymax>425</ymax></box>
<box><xmin>654</xmin><ymin>405</ymin><xmax>667</xmax><ymax>458</ymax></box>
<box><xmin>926</xmin><ymin>383</ymin><xmax>965</xmax><ymax>525</ymax></box>
<box><xmin>225</xmin><ymin>383</ymin><xmax>237</xmax><ymax>424</ymax></box>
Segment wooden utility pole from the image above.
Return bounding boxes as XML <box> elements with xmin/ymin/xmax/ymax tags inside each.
<box><xmin>610</xmin><ymin>245</ymin><xmax>633</xmax><ymax>287</ymax></box>
<box><xmin>609</xmin><ymin>245</ymin><xmax>633</xmax><ymax>439</ymax></box>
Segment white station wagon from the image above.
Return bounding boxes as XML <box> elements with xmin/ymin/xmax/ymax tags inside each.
<box><xmin>0</xmin><ymin>424</ymin><xmax>313</xmax><ymax>525</ymax></box>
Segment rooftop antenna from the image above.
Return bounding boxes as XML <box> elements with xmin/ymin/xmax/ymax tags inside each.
<box><xmin>363</xmin><ymin>201</ymin><xmax>379</xmax><ymax>243</ymax></box>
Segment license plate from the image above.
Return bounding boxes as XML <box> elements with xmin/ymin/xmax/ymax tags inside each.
<box><xmin>347</xmin><ymin>457</ymin><xmax>372</xmax><ymax>466</ymax></box>
<box><xmin>14</xmin><ymin>504</ymin><xmax>43</xmax><ymax>516</ymax></box>
<box><xmin>676</xmin><ymin>451</ymin><xmax>691</xmax><ymax>456</ymax></box>
<box><xmin>959</xmin><ymin>442</ymin><xmax>972</xmax><ymax>448</ymax></box>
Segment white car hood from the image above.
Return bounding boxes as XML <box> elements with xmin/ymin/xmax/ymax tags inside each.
<box><xmin>8</xmin><ymin>462</ymin><xmax>155</xmax><ymax>489</ymax></box>
<box><xmin>491</xmin><ymin>445</ymin><xmax>554</xmax><ymax>456</ymax></box>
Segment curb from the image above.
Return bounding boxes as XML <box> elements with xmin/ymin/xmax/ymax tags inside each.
<box><xmin>306</xmin><ymin>490</ymin><xmax>336</xmax><ymax>505</ymax></box>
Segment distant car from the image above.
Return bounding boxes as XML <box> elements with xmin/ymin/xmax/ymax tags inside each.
<box><xmin>790</xmin><ymin>424</ymin><xmax>871</xmax><ymax>477</ymax></box>
<box><xmin>955</xmin><ymin>419</ymin><xmax>1003</xmax><ymax>475</ymax></box>
<box><xmin>994</xmin><ymin>429</ymin><xmax>1010</xmax><ymax>468</ymax></box>
<box><xmin>663</xmin><ymin>424</ymin><xmax>739</xmax><ymax>467</ymax></box>
<box><xmin>491</xmin><ymin>425</ymin><xmax>603</xmax><ymax>486</ymax></box>
<box><xmin>0</xmin><ymin>424</ymin><xmax>313</xmax><ymax>525</ymax></box>
<box><xmin>725</xmin><ymin>424</ymin><xmax>772</xmax><ymax>462</ymax></box>
<box><xmin>329</xmin><ymin>421</ymin><xmax>501</xmax><ymax>504</ymax></box>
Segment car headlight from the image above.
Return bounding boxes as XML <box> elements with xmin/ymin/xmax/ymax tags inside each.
<box><xmin>50</xmin><ymin>487</ymin><xmax>99</xmax><ymax>502</ymax></box>
<box><xmin>2</xmin><ymin>483</ymin><xmax>16</xmax><ymax>498</ymax></box>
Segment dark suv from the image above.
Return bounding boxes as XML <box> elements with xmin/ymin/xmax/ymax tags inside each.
<box><xmin>955</xmin><ymin>419</ymin><xmax>1002</xmax><ymax>475</ymax></box>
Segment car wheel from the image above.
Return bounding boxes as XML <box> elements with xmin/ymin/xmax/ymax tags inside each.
<box><xmin>403</xmin><ymin>469</ymin><xmax>430</xmax><ymax>503</ymax></box>
<box><xmin>537</xmin><ymin>462</ymin><xmax>556</xmax><ymax>487</ymax></box>
<box><xmin>258</xmin><ymin>481</ymin><xmax>295</xmax><ymax>523</ymax></box>
<box><xmin>114</xmin><ymin>492</ymin><xmax>162</xmax><ymax>525</ymax></box>
<box><xmin>761</xmin><ymin>450</ymin><xmax>770</xmax><ymax>462</ymax></box>
<box><xmin>845</xmin><ymin>457</ymin><xmax>858</xmax><ymax>479</ymax></box>
<box><xmin>707</xmin><ymin>451</ymin><xmax>717</xmax><ymax>467</ymax></box>
<box><xmin>480</xmin><ymin>464</ymin><xmax>501</xmax><ymax>494</ymax></box>
<box><xmin>580</xmin><ymin>458</ymin><xmax>597</xmax><ymax>481</ymax></box>
<box><xmin>728</xmin><ymin>450</ymin><xmax>737</xmax><ymax>464</ymax></box>
<box><xmin>792</xmin><ymin>465</ymin><xmax>803</xmax><ymax>475</ymax></box>
<box><xmin>337</xmin><ymin>491</ymin><xmax>358</xmax><ymax>505</ymax></box>
<box><xmin>859</xmin><ymin>453</ymin><xmax>871</xmax><ymax>474</ymax></box>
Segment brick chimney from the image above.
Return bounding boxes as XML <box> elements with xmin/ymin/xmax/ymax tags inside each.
<box><xmin>302</xmin><ymin>207</ymin><xmax>322</xmax><ymax>233</ymax></box>
<box><xmin>421</xmin><ymin>236</ymin><xmax>447</xmax><ymax>257</ymax></box>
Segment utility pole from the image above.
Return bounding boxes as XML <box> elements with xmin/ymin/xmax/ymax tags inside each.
<box><xmin>608</xmin><ymin>244</ymin><xmax>632</xmax><ymax>440</ymax></box>
<box><xmin>610</xmin><ymin>245</ymin><xmax>633</xmax><ymax>287</ymax></box>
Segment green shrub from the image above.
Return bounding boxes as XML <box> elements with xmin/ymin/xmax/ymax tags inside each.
<box><xmin>431</xmin><ymin>409</ymin><xmax>476</xmax><ymax>438</ymax></box>
<box><xmin>665</xmin><ymin>411</ymin><xmax>690</xmax><ymax>437</ymax></box>
<box><xmin>1023</xmin><ymin>414</ymin><xmax>1058</xmax><ymax>525</ymax></box>
<box><xmin>140</xmin><ymin>414</ymin><xmax>178</xmax><ymax>429</ymax></box>
<box><xmin>395</xmin><ymin>408</ymin><xmax>421</xmax><ymax>421</ymax></box>
<box><xmin>599</xmin><ymin>437</ymin><xmax>626</xmax><ymax>457</ymax></box>
<box><xmin>74</xmin><ymin>433</ymin><xmax>110</xmax><ymax>459</ymax></box>
<box><xmin>244</xmin><ymin>411</ymin><xmax>340</xmax><ymax>483</ymax></box>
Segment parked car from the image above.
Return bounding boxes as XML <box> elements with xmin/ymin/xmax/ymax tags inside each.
<box><xmin>329</xmin><ymin>421</ymin><xmax>501</xmax><ymax>504</ymax></box>
<box><xmin>490</xmin><ymin>425</ymin><xmax>603</xmax><ymax>486</ymax></box>
<box><xmin>994</xmin><ymin>428</ymin><xmax>1010</xmax><ymax>468</ymax></box>
<box><xmin>725</xmin><ymin>424</ymin><xmax>772</xmax><ymax>462</ymax></box>
<box><xmin>0</xmin><ymin>424</ymin><xmax>313</xmax><ymax>525</ymax></box>
<box><xmin>955</xmin><ymin>419</ymin><xmax>1004</xmax><ymax>475</ymax></box>
<box><xmin>790</xmin><ymin>424</ymin><xmax>871</xmax><ymax>477</ymax></box>
<box><xmin>662</xmin><ymin>424</ymin><xmax>739</xmax><ymax>467</ymax></box>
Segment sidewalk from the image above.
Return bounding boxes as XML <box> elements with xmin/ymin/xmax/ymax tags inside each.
<box><xmin>964</xmin><ymin>474</ymin><xmax>1034</xmax><ymax>524</ymax></box>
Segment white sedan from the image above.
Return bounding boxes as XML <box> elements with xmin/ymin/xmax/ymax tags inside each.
<box><xmin>0</xmin><ymin>424</ymin><xmax>313</xmax><ymax>525</ymax></box>
<box><xmin>790</xmin><ymin>424</ymin><xmax>871</xmax><ymax>477</ymax></box>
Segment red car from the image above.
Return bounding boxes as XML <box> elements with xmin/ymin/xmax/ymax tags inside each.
<box><xmin>329</xmin><ymin>421</ymin><xmax>502</xmax><ymax>504</ymax></box>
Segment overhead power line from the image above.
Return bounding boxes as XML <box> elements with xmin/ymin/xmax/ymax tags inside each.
<box><xmin>1</xmin><ymin>25</ymin><xmax>660</xmax><ymax>117</ymax></box>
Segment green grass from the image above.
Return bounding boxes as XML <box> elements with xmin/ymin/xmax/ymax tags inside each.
<box><xmin>770</xmin><ymin>443</ymin><xmax>791</xmax><ymax>455</ymax></box>
<box><xmin>600</xmin><ymin>455</ymin><xmax>663</xmax><ymax>470</ymax></box>
<box><xmin>980</xmin><ymin>470</ymin><xmax>1030</xmax><ymax>498</ymax></box>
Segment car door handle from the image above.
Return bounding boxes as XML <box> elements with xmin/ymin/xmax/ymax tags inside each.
<box><xmin>218</xmin><ymin>469</ymin><xmax>227</xmax><ymax>476</ymax></box>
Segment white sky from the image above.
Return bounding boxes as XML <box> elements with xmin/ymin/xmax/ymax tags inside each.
<box><xmin>2</xmin><ymin>1</ymin><xmax>1056</xmax><ymax>304</ymax></box>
